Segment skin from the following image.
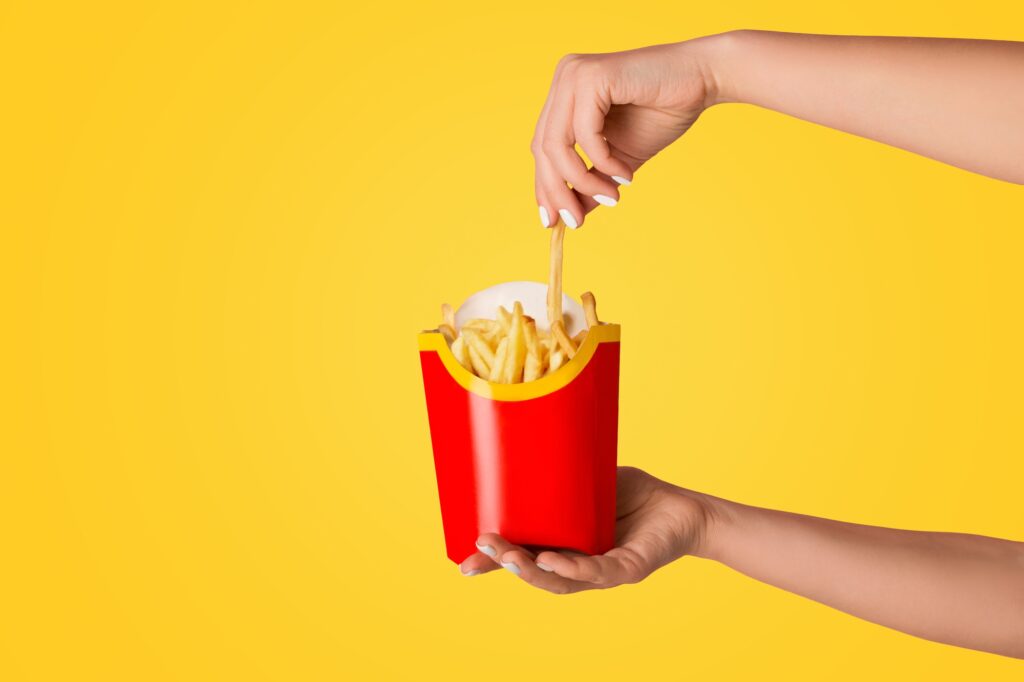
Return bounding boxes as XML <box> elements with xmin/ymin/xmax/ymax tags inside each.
<box><xmin>534</xmin><ymin>30</ymin><xmax>1024</xmax><ymax>229</ymax></box>
<box><xmin>466</xmin><ymin>31</ymin><xmax>1024</xmax><ymax>658</ymax></box>
<box><xmin>462</xmin><ymin>468</ymin><xmax>1024</xmax><ymax>659</ymax></box>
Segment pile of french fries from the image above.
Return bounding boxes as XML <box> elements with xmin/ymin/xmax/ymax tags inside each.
<box><xmin>437</xmin><ymin>224</ymin><xmax>601</xmax><ymax>384</ymax></box>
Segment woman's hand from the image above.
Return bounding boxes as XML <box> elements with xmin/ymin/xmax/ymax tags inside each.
<box><xmin>533</xmin><ymin>39</ymin><xmax>721</xmax><ymax>230</ymax></box>
<box><xmin>458</xmin><ymin>467</ymin><xmax>711</xmax><ymax>594</ymax></box>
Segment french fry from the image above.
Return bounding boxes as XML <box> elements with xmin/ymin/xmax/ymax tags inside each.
<box><xmin>581</xmin><ymin>291</ymin><xmax>599</xmax><ymax>327</ymax></box>
<box><xmin>463</xmin><ymin>329</ymin><xmax>495</xmax><ymax>369</ymax></box>
<box><xmin>547</xmin><ymin>347</ymin><xmax>565</xmax><ymax>374</ymax></box>
<box><xmin>572</xmin><ymin>329</ymin><xmax>587</xmax><ymax>346</ymax></box>
<box><xmin>489</xmin><ymin>338</ymin><xmax>510</xmax><ymax>383</ymax></box>
<box><xmin>467</xmin><ymin>344</ymin><xmax>491</xmax><ymax>378</ymax></box>
<box><xmin>496</xmin><ymin>306</ymin><xmax>512</xmax><ymax>334</ymax></box>
<box><xmin>505</xmin><ymin>302</ymin><xmax>527</xmax><ymax>383</ymax></box>
<box><xmin>441</xmin><ymin>303</ymin><xmax>455</xmax><ymax>330</ymax></box>
<box><xmin>450</xmin><ymin>336</ymin><xmax>471</xmax><ymax>371</ymax></box>
<box><xmin>547</xmin><ymin>224</ymin><xmax>565</xmax><ymax>329</ymax></box>
<box><xmin>524</xmin><ymin>352</ymin><xmax>542</xmax><ymax>382</ymax></box>
<box><xmin>438</xmin><ymin>323</ymin><xmax>456</xmax><ymax>343</ymax></box>
<box><xmin>551</xmin><ymin>319</ymin><xmax>577</xmax><ymax>359</ymax></box>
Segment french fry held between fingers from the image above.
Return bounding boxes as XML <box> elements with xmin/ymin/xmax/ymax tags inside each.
<box><xmin>547</xmin><ymin>224</ymin><xmax>565</xmax><ymax>329</ymax></box>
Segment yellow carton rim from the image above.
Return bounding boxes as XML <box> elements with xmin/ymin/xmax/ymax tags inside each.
<box><xmin>418</xmin><ymin>323</ymin><xmax>620</xmax><ymax>401</ymax></box>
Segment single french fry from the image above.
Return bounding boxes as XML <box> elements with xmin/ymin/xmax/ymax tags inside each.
<box><xmin>523</xmin><ymin>317</ymin><xmax>541</xmax><ymax>360</ymax></box>
<box><xmin>463</xmin><ymin>329</ymin><xmax>495</xmax><ymax>369</ymax></box>
<box><xmin>450</xmin><ymin>336</ymin><xmax>471</xmax><ymax>371</ymax></box>
<box><xmin>505</xmin><ymin>302</ymin><xmax>527</xmax><ymax>383</ymax></box>
<box><xmin>524</xmin><ymin>352</ymin><xmax>542</xmax><ymax>382</ymax></box>
<box><xmin>496</xmin><ymin>306</ymin><xmax>512</xmax><ymax>334</ymax></box>
<box><xmin>441</xmin><ymin>303</ymin><xmax>455</xmax><ymax>330</ymax></box>
<box><xmin>572</xmin><ymin>329</ymin><xmax>587</xmax><ymax>346</ymax></box>
<box><xmin>547</xmin><ymin>347</ymin><xmax>565</xmax><ymax>374</ymax></box>
<box><xmin>547</xmin><ymin>224</ymin><xmax>565</xmax><ymax>329</ymax></box>
<box><xmin>438</xmin><ymin>323</ymin><xmax>456</xmax><ymax>343</ymax></box>
<box><xmin>489</xmin><ymin>338</ymin><xmax>510</xmax><ymax>383</ymax></box>
<box><xmin>581</xmin><ymin>291</ymin><xmax>599</xmax><ymax>327</ymax></box>
<box><xmin>551</xmin><ymin>319</ymin><xmax>577</xmax><ymax>359</ymax></box>
<box><xmin>467</xmin><ymin>344</ymin><xmax>490</xmax><ymax>378</ymax></box>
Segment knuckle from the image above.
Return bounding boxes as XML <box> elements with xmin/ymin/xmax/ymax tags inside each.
<box><xmin>530</xmin><ymin>137</ymin><xmax>543</xmax><ymax>156</ymax></box>
<box><xmin>540</xmin><ymin>137</ymin><xmax>562</xmax><ymax>157</ymax></box>
<box><xmin>557</xmin><ymin>53</ymin><xmax>581</xmax><ymax>69</ymax></box>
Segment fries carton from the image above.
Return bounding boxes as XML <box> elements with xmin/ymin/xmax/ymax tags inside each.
<box><xmin>418</xmin><ymin>286</ymin><xmax>620</xmax><ymax>564</ymax></box>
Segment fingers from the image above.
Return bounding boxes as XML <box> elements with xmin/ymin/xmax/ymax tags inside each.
<box><xmin>534</xmin><ymin>546</ymin><xmax>644</xmax><ymax>588</ymax></box>
<box><xmin>475</xmin><ymin>533</ymin><xmax>592</xmax><ymax>595</ymax></box>
<box><xmin>457</xmin><ymin>551</ymin><xmax>502</xmax><ymax>578</ymax></box>
<box><xmin>533</xmin><ymin>54</ymin><xmax>632</xmax><ymax>230</ymax></box>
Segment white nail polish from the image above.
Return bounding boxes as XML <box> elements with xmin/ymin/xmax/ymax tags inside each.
<box><xmin>558</xmin><ymin>209</ymin><xmax>579</xmax><ymax>229</ymax></box>
<box><xmin>536</xmin><ymin>562</ymin><xmax>554</xmax><ymax>572</ymax></box>
<box><xmin>501</xmin><ymin>561</ymin><xmax>521</xmax><ymax>576</ymax></box>
<box><xmin>462</xmin><ymin>569</ymin><xmax>480</xmax><ymax>577</ymax></box>
<box><xmin>539</xmin><ymin>206</ymin><xmax>550</xmax><ymax>228</ymax></box>
<box><xmin>612</xmin><ymin>175</ymin><xmax>632</xmax><ymax>186</ymax></box>
<box><xmin>593</xmin><ymin>194</ymin><xmax>617</xmax><ymax>207</ymax></box>
<box><xmin>476</xmin><ymin>541</ymin><xmax>497</xmax><ymax>557</ymax></box>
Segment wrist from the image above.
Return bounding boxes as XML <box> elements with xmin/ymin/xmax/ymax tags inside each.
<box><xmin>687</xmin><ymin>29</ymin><xmax>755</xmax><ymax>107</ymax></box>
<box><xmin>674</xmin><ymin>487</ymin><xmax>739</xmax><ymax>562</ymax></box>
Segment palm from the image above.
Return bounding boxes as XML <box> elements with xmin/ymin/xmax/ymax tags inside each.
<box><xmin>464</xmin><ymin>467</ymin><xmax>708</xmax><ymax>594</ymax></box>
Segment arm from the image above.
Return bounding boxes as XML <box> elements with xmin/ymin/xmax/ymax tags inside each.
<box><xmin>462</xmin><ymin>468</ymin><xmax>1024</xmax><ymax>659</ymax></box>
<box><xmin>713</xmin><ymin>31</ymin><xmax>1024</xmax><ymax>185</ymax></box>
<box><xmin>699</xmin><ymin>490</ymin><xmax>1024</xmax><ymax>659</ymax></box>
<box><xmin>532</xmin><ymin>31</ymin><xmax>1024</xmax><ymax>229</ymax></box>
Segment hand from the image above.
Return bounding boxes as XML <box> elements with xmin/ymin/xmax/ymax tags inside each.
<box><xmin>458</xmin><ymin>467</ymin><xmax>711</xmax><ymax>594</ymax></box>
<box><xmin>532</xmin><ymin>37</ymin><xmax>722</xmax><ymax>229</ymax></box>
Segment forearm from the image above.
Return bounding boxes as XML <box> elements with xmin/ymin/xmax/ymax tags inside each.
<box><xmin>702</xmin><ymin>30</ymin><xmax>1024</xmax><ymax>184</ymax></box>
<box><xmin>689</xmin><ymin>492</ymin><xmax>1024</xmax><ymax>657</ymax></box>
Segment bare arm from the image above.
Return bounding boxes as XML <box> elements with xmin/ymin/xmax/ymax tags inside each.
<box><xmin>698</xmin><ymin>491</ymin><xmax>1024</xmax><ymax>658</ymax></box>
<box><xmin>713</xmin><ymin>31</ymin><xmax>1024</xmax><ymax>185</ymax></box>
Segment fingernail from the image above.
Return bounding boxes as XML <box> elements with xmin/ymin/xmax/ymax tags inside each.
<box><xmin>558</xmin><ymin>209</ymin><xmax>579</xmax><ymax>229</ymax></box>
<box><xmin>612</xmin><ymin>175</ymin><xmax>632</xmax><ymax>186</ymax></box>
<box><xmin>475</xmin><ymin>541</ymin><xmax>497</xmax><ymax>557</ymax></box>
<box><xmin>539</xmin><ymin>206</ymin><xmax>550</xmax><ymax>228</ymax></box>
<box><xmin>593</xmin><ymin>194</ymin><xmax>617</xmax><ymax>207</ymax></box>
<box><xmin>536</xmin><ymin>562</ymin><xmax>554</xmax><ymax>572</ymax></box>
<box><xmin>461</xmin><ymin>568</ymin><xmax>480</xmax><ymax>577</ymax></box>
<box><xmin>500</xmin><ymin>561</ymin><xmax>521</xmax><ymax>576</ymax></box>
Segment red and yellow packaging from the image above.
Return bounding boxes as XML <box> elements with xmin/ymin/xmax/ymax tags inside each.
<box><xmin>418</xmin><ymin>323</ymin><xmax>621</xmax><ymax>564</ymax></box>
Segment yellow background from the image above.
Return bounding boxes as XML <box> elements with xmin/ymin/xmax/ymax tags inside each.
<box><xmin>3</xmin><ymin>1</ymin><xmax>1022</xmax><ymax>679</ymax></box>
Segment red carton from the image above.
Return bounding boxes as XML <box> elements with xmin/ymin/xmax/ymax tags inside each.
<box><xmin>419</xmin><ymin>323</ymin><xmax>620</xmax><ymax>564</ymax></box>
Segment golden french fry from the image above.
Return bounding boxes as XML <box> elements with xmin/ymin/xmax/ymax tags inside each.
<box><xmin>581</xmin><ymin>291</ymin><xmax>599</xmax><ymax>327</ymax></box>
<box><xmin>547</xmin><ymin>347</ymin><xmax>565</xmax><ymax>374</ymax></box>
<box><xmin>523</xmin><ymin>317</ymin><xmax>541</xmax><ymax>360</ymax></box>
<box><xmin>450</xmin><ymin>336</ymin><xmax>471</xmax><ymax>371</ymax></box>
<box><xmin>524</xmin><ymin>352</ymin><xmax>542</xmax><ymax>382</ymax></box>
<box><xmin>462</xmin><ymin>329</ymin><xmax>495</xmax><ymax>369</ymax></box>
<box><xmin>551</xmin><ymin>319</ymin><xmax>577</xmax><ymax>359</ymax></box>
<box><xmin>505</xmin><ymin>302</ymin><xmax>527</xmax><ymax>383</ymax></box>
<box><xmin>441</xmin><ymin>303</ymin><xmax>455</xmax><ymax>330</ymax></box>
<box><xmin>489</xmin><ymin>338</ymin><xmax>510</xmax><ymax>383</ymax></box>
<box><xmin>496</xmin><ymin>306</ymin><xmax>512</xmax><ymax>334</ymax></box>
<box><xmin>438</xmin><ymin>323</ymin><xmax>456</xmax><ymax>343</ymax></box>
<box><xmin>547</xmin><ymin>224</ymin><xmax>565</xmax><ymax>328</ymax></box>
<box><xmin>467</xmin><ymin>344</ymin><xmax>490</xmax><ymax>378</ymax></box>
<box><xmin>572</xmin><ymin>330</ymin><xmax>587</xmax><ymax>346</ymax></box>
